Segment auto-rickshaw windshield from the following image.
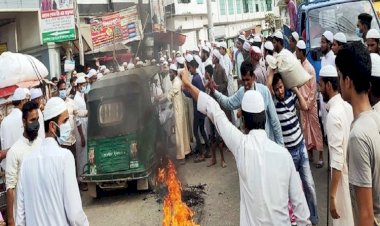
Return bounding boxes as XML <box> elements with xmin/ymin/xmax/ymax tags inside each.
<box><xmin>307</xmin><ymin>0</ymin><xmax>379</xmax><ymax>48</ymax></box>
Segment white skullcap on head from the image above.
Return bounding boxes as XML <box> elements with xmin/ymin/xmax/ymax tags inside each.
<box><xmin>291</xmin><ymin>32</ymin><xmax>299</xmax><ymax>42</ymax></box>
<box><xmin>160</xmin><ymin>57</ymin><xmax>164</xmax><ymax>62</ymax></box>
<box><xmin>30</xmin><ymin>88</ymin><xmax>43</xmax><ymax>100</ymax></box>
<box><xmin>253</xmin><ymin>35</ymin><xmax>261</xmax><ymax>43</ymax></box>
<box><xmin>100</xmin><ymin>65</ymin><xmax>107</xmax><ymax>70</ymax></box>
<box><xmin>202</xmin><ymin>46</ymin><xmax>210</xmax><ymax>53</ymax></box>
<box><xmin>176</xmin><ymin>56</ymin><xmax>185</xmax><ymax>65</ymax></box>
<box><xmin>334</xmin><ymin>32</ymin><xmax>347</xmax><ymax>43</ymax></box>
<box><xmin>238</xmin><ymin>35</ymin><xmax>246</xmax><ymax>41</ymax></box>
<box><xmin>127</xmin><ymin>63</ymin><xmax>135</xmax><ymax>70</ymax></box>
<box><xmin>212</xmin><ymin>49</ymin><xmax>222</xmax><ymax>60</ymax></box>
<box><xmin>172</xmin><ymin>50</ymin><xmax>176</xmax><ymax>54</ymax></box>
<box><xmin>367</xmin><ymin>29</ymin><xmax>380</xmax><ymax>39</ymax></box>
<box><xmin>136</xmin><ymin>61</ymin><xmax>144</xmax><ymax>66</ymax></box>
<box><xmin>296</xmin><ymin>40</ymin><xmax>306</xmax><ymax>50</ymax></box>
<box><xmin>371</xmin><ymin>53</ymin><xmax>380</xmax><ymax>77</ymax></box>
<box><xmin>322</xmin><ymin>30</ymin><xmax>334</xmax><ymax>43</ymax></box>
<box><xmin>163</xmin><ymin>61</ymin><xmax>168</xmax><ymax>66</ymax></box>
<box><xmin>251</xmin><ymin>46</ymin><xmax>262</xmax><ymax>54</ymax></box>
<box><xmin>168</xmin><ymin>58</ymin><xmax>172</xmax><ymax>62</ymax></box>
<box><xmin>220</xmin><ymin>42</ymin><xmax>227</xmax><ymax>49</ymax></box>
<box><xmin>242</xmin><ymin>90</ymin><xmax>265</xmax><ymax>113</ymax></box>
<box><xmin>176</xmin><ymin>51</ymin><xmax>181</xmax><ymax>55</ymax></box>
<box><xmin>12</xmin><ymin>88</ymin><xmax>27</xmax><ymax>101</ymax></box>
<box><xmin>87</xmin><ymin>69</ymin><xmax>97</xmax><ymax>78</ymax></box>
<box><xmin>43</xmin><ymin>97</ymin><xmax>67</xmax><ymax>121</ymax></box>
<box><xmin>169</xmin><ymin>64</ymin><xmax>177</xmax><ymax>72</ymax></box>
<box><xmin>243</xmin><ymin>41</ymin><xmax>251</xmax><ymax>51</ymax></box>
<box><xmin>248</xmin><ymin>38</ymin><xmax>254</xmax><ymax>44</ymax></box>
<box><xmin>273</xmin><ymin>31</ymin><xmax>284</xmax><ymax>39</ymax></box>
<box><xmin>319</xmin><ymin>65</ymin><xmax>337</xmax><ymax>77</ymax></box>
<box><xmin>264</xmin><ymin>41</ymin><xmax>274</xmax><ymax>51</ymax></box>
<box><xmin>76</xmin><ymin>76</ymin><xmax>86</xmax><ymax>84</ymax></box>
<box><xmin>135</xmin><ymin>57</ymin><xmax>140</xmax><ymax>61</ymax></box>
<box><xmin>185</xmin><ymin>54</ymin><xmax>194</xmax><ymax>63</ymax></box>
<box><xmin>151</xmin><ymin>59</ymin><xmax>157</xmax><ymax>63</ymax></box>
<box><xmin>122</xmin><ymin>62</ymin><xmax>128</xmax><ymax>67</ymax></box>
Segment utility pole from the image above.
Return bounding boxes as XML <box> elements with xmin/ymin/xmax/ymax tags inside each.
<box><xmin>206</xmin><ymin>0</ymin><xmax>214</xmax><ymax>42</ymax></box>
<box><xmin>74</xmin><ymin>0</ymin><xmax>84</xmax><ymax>66</ymax></box>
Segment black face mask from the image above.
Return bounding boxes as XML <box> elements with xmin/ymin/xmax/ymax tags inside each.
<box><xmin>26</xmin><ymin>120</ymin><xmax>40</xmax><ymax>141</ymax></box>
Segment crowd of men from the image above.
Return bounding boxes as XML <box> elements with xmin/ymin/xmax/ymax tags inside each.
<box><xmin>0</xmin><ymin>9</ymin><xmax>379</xmax><ymax>225</ymax></box>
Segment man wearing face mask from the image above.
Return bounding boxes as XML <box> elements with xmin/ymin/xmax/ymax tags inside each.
<box><xmin>357</xmin><ymin>13</ymin><xmax>373</xmax><ymax>42</ymax></box>
<box><xmin>16</xmin><ymin>97</ymin><xmax>89</xmax><ymax>226</ymax></box>
<box><xmin>30</xmin><ymin>88</ymin><xmax>45</xmax><ymax>139</ymax></box>
<box><xmin>0</xmin><ymin>88</ymin><xmax>29</xmax><ymax>168</ymax></box>
<box><xmin>57</xmin><ymin>80</ymin><xmax>87</xmax><ymax>170</ymax></box>
<box><xmin>73</xmin><ymin>76</ymin><xmax>88</xmax><ymax>185</ymax></box>
<box><xmin>5</xmin><ymin>101</ymin><xmax>42</xmax><ymax>226</ymax></box>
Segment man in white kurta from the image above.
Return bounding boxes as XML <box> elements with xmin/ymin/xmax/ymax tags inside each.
<box><xmin>319</xmin><ymin>65</ymin><xmax>354</xmax><ymax>226</ymax></box>
<box><xmin>181</xmin><ymin>70</ymin><xmax>311</xmax><ymax>225</ymax></box>
<box><xmin>158</xmin><ymin>64</ymin><xmax>191</xmax><ymax>162</ymax></box>
<box><xmin>1</xmin><ymin>88</ymin><xmax>28</xmax><ymax>170</ymax></box>
<box><xmin>16</xmin><ymin>97</ymin><xmax>88</xmax><ymax>226</ymax></box>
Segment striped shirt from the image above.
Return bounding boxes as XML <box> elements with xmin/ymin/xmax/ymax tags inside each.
<box><xmin>274</xmin><ymin>91</ymin><xmax>303</xmax><ymax>149</ymax></box>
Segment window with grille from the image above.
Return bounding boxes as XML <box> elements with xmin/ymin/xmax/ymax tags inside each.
<box><xmin>243</xmin><ymin>0</ymin><xmax>249</xmax><ymax>13</ymax></box>
<box><xmin>228</xmin><ymin>0</ymin><xmax>234</xmax><ymax>14</ymax></box>
<box><xmin>220</xmin><ymin>0</ymin><xmax>227</xmax><ymax>15</ymax></box>
<box><xmin>236</xmin><ymin>0</ymin><xmax>242</xmax><ymax>13</ymax></box>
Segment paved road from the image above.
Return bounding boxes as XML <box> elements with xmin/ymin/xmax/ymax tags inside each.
<box><xmin>83</xmin><ymin>148</ymin><xmax>331</xmax><ymax>226</ymax></box>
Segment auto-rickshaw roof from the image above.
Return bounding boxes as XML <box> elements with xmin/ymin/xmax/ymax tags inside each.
<box><xmin>88</xmin><ymin>65</ymin><xmax>160</xmax><ymax>102</ymax></box>
<box><xmin>300</xmin><ymin>0</ymin><xmax>364</xmax><ymax>11</ymax></box>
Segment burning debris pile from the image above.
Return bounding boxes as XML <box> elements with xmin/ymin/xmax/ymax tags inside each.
<box><xmin>157</xmin><ymin>160</ymin><xmax>202</xmax><ymax>226</ymax></box>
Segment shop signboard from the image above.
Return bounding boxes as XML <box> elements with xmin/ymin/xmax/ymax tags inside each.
<box><xmin>40</xmin><ymin>0</ymin><xmax>76</xmax><ymax>43</ymax></box>
<box><xmin>90</xmin><ymin>6</ymin><xmax>143</xmax><ymax>48</ymax></box>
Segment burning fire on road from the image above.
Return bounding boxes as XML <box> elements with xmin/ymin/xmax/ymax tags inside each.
<box><xmin>157</xmin><ymin>160</ymin><xmax>199</xmax><ymax>226</ymax></box>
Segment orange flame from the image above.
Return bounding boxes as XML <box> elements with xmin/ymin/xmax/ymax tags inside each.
<box><xmin>157</xmin><ymin>160</ymin><xmax>199</xmax><ymax>226</ymax></box>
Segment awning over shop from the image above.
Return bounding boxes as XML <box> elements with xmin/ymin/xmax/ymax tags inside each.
<box><xmin>153</xmin><ymin>31</ymin><xmax>186</xmax><ymax>46</ymax></box>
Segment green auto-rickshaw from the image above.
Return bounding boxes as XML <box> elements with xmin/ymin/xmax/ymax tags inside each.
<box><xmin>80</xmin><ymin>65</ymin><xmax>164</xmax><ymax>198</ymax></box>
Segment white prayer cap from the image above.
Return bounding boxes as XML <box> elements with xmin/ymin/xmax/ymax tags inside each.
<box><xmin>136</xmin><ymin>61</ymin><xmax>144</xmax><ymax>66</ymax></box>
<box><xmin>371</xmin><ymin>53</ymin><xmax>380</xmax><ymax>77</ymax></box>
<box><xmin>185</xmin><ymin>54</ymin><xmax>194</xmax><ymax>63</ymax></box>
<box><xmin>160</xmin><ymin>57</ymin><xmax>165</xmax><ymax>62</ymax></box>
<box><xmin>76</xmin><ymin>76</ymin><xmax>86</xmax><ymax>84</ymax></box>
<box><xmin>212</xmin><ymin>49</ymin><xmax>222</xmax><ymax>60</ymax></box>
<box><xmin>30</xmin><ymin>88</ymin><xmax>43</xmax><ymax>100</ymax></box>
<box><xmin>253</xmin><ymin>35</ymin><xmax>261</xmax><ymax>43</ymax></box>
<box><xmin>296</xmin><ymin>40</ymin><xmax>306</xmax><ymax>50</ymax></box>
<box><xmin>202</xmin><ymin>46</ymin><xmax>210</xmax><ymax>53</ymax></box>
<box><xmin>334</xmin><ymin>32</ymin><xmax>347</xmax><ymax>43</ymax></box>
<box><xmin>243</xmin><ymin>41</ymin><xmax>251</xmax><ymax>51</ymax></box>
<box><xmin>220</xmin><ymin>42</ymin><xmax>227</xmax><ymax>49</ymax></box>
<box><xmin>238</xmin><ymin>35</ymin><xmax>246</xmax><ymax>41</ymax></box>
<box><xmin>135</xmin><ymin>57</ymin><xmax>140</xmax><ymax>61</ymax></box>
<box><xmin>169</xmin><ymin>64</ymin><xmax>178</xmax><ymax>72</ymax></box>
<box><xmin>168</xmin><ymin>58</ymin><xmax>173</xmax><ymax>62</ymax></box>
<box><xmin>319</xmin><ymin>65</ymin><xmax>338</xmax><ymax>77</ymax></box>
<box><xmin>87</xmin><ymin>69</ymin><xmax>97</xmax><ymax>78</ymax></box>
<box><xmin>248</xmin><ymin>38</ymin><xmax>254</xmax><ymax>44</ymax></box>
<box><xmin>100</xmin><ymin>65</ymin><xmax>107</xmax><ymax>70</ymax></box>
<box><xmin>151</xmin><ymin>59</ymin><xmax>157</xmax><ymax>63</ymax></box>
<box><xmin>127</xmin><ymin>63</ymin><xmax>135</xmax><ymax>70</ymax></box>
<box><xmin>176</xmin><ymin>51</ymin><xmax>181</xmax><ymax>56</ymax></box>
<box><xmin>176</xmin><ymin>56</ymin><xmax>185</xmax><ymax>65</ymax></box>
<box><xmin>273</xmin><ymin>31</ymin><xmax>284</xmax><ymax>39</ymax></box>
<box><xmin>172</xmin><ymin>50</ymin><xmax>176</xmax><ymax>54</ymax></box>
<box><xmin>12</xmin><ymin>88</ymin><xmax>27</xmax><ymax>101</ymax></box>
<box><xmin>242</xmin><ymin>90</ymin><xmax>265</xmax><ymax>113</ymax></box>
<box><xmin>264</xmin><ymin>41</ymin><xmax>274</xmax><ymax>51</ymax></box>
<box><xmin>367</xmin><ymin>29</ymin><xmax>380</xmax><ymax>39</ymax></box>
<box><xmin>291</xmin><ymin>32</ymin><xmax>299</xmax><ymax>42</ymax></box>
<box><xmin>251</xmin><ymin>46</ymin><xmax>262</xmax><ymax>54</ymax></box>
<box><xmin>122</xmin><ymin>62</ymin><xmax>128</xmax><ymax>67</ymax></box>
<box><xmin>163</xmin><ymin>61</ymin><xmax>168</xmax><ymax>66</ymax></box>
<box><xmin>322</xmin><ymin>30</ymin><xmax>334</xmax><ymax>43</ymax></box>
<box><xmin>43</xmin><ymin>97</ymin><xmax>67</xmax><ymax>121</ymax></box>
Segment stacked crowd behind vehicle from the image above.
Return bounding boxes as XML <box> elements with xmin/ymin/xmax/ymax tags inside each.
<box><xmin>0</xmin><ymin>8</ymin><xmax>379</xmax><ymax>225</ymax></box>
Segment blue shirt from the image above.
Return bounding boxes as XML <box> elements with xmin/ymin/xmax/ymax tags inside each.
<box><xmin>184</xmin><ymin>73</ymin><xmax>206</xmax><ymax>119</ymax></box>
<box><xmin>213</xmin><ymin>83</ymin><xmax>284</xmax><ymax>146</ymax></box>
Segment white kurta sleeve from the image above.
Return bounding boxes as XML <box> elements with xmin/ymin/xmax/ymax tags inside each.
<box><xmin>288</xmin><ymin>155</ymin><xmax>311</xmax><ymax>226</ymax></box>
<box><xmin>15</xmin><ymin>165</ymin><xmax>26</xmax><ymax>226</ymax></box>
<box><xmin>326</xmin><ymin>114</ymin><xmax>345</xmax><ymax>171</ymax></box>
<box><xmin>197</xmin><ymin>91</ymin><xmax>243</xmax><ymax>157</ymax></box>
<box><xmin>5</xmin><ymin>146</ymin><xmax>19</xmax><ymax>190</ymax></box>
<box><xmin>63</xmin><ymin>152</ymin><xmax>89</xmax><ymax>226</ymax></box>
